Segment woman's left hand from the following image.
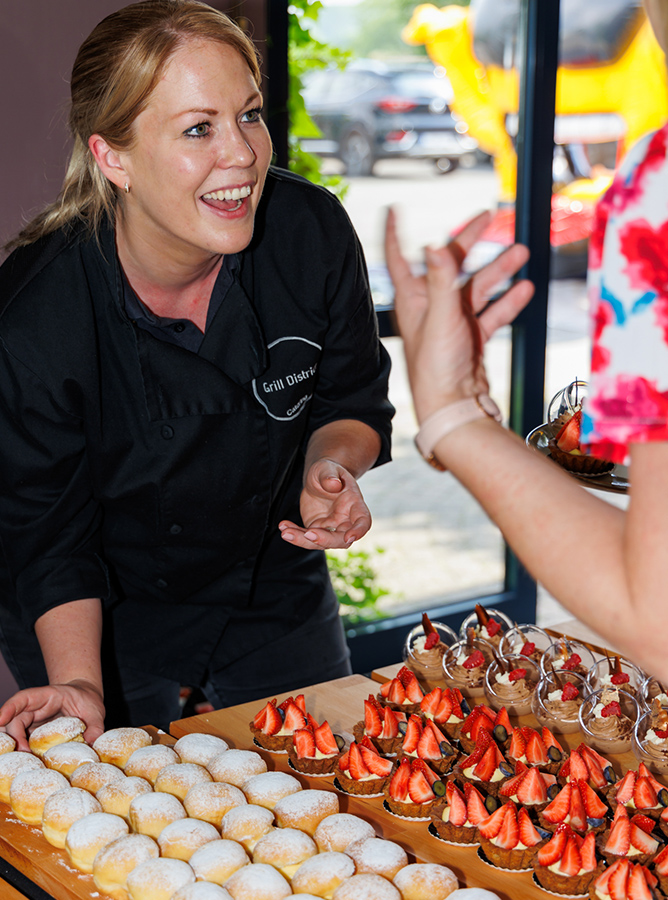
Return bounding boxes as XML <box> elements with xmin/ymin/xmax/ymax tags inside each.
<box><xmin>279</xmin><ymin>458</ymin><xmax>371</xmax><ymax>549</ymax></box>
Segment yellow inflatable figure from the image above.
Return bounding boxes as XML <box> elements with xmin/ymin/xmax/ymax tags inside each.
<box><xmin>403</xmin><ymin>3</ymin><xmax>668</xmax><ymax>205</ymax></box>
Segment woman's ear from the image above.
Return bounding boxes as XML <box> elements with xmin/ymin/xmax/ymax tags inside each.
<box><xmin>88</xmin><ymin>134</ymin><xmax>129</xmax><ymax>191</ymax></box>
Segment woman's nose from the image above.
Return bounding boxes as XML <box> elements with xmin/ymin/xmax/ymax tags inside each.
<box><xmin>216</xmin><ymin>125</ymin><xmax>256</xmax><ymax>168</ymax></box>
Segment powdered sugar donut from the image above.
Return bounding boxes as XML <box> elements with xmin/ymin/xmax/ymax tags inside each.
<box><xmin>189</xmin><ymin>838</ymin><xmax>249</xmax><ymax>884</ymax></box>
<box><xmin>154</xmin><ymin>763</ymin><xmax>212</xmax><ymax>800</ymax></box>
<box><xmin>220</xmin><ymin>804</ymin><xmax>274</xmax><ymax>852</ymax></box>
<box><xmin>157</xmin><ymin>817</ymin><xmax>219</xmax><ymax>861</ymax></box>
<box><xmin>129</xmin><ymin>791</ymin><xmax>187</xmax><ymax>839</ymax></box>
<box><xmin>124</xmin><ymin>744</ymin><xmax>179</xmax><ymax>784</ymax></box>
<box><xmin>173</xmin><ymin>733</ymin><xmax>229</xmax><ymax>766</ymax></box>
<box><xmin>345</xmin><ymin>836</ymin><xmax>408</xmax><ymax>880</ymax></box>
<box><xmin>206</xmin><ymin>749</ymin><xmax>266</xmax><ymax>786</ymax></box>
<box><xmin>10</xmin><ymin>768</ymin><xmax>69</xmax><ymax>824</ymax></box>
<box><xmin>92</xmin><ymin>832</ymin><xmax>159</xmax><ymax>900</ymax></box>
<box><xmin>0</xmin><ymin>751</ymin><xmax>44</xmax><ymax>804</ymax></box>
<box><xmin>333</xmin><ymin>873</ymin><xmax>402</xmax><ymax>900</ymax></box>
<box><xmin>172</xmin><ymin>885</ymin><xmax>232</xmax><ymax>900</ymax></box>
<box><xmin>447</xmin><ymin>892</ymin><xmax>501</xmax><ymax>899</ymax></box>
<box><xmin>272</xmin><ymin>788</ymin><xmax>339</xmax><ymax>836</ymax></box>
<box><xmin>97</xmin><ymin>775</ymin><xmax>153</xmax><ymax>821</ymax></box>
<box><xmin>41</xmin><ymin>787</ymin><xmax>102</xmax><ymax>848</ymax></box>
<box><xmin>224</xmin><ymin>862</ymin><xmax>292</xmax><ymax>900</ymax></box>
<box><xmin>70</xmin><ymin>761</ymin><xmax>126</xmax><ymax>794</ymax></box>
<box><xmin>0</xmin><ymin>734</ymin><xmax>16</xmax><ymax>755</ymax></box>
<box><xmin>43</xmin><ymin>741</ymin><xmax>99</xmax><ymax>777</ymax></box>
<box><xmin>252</xmin><ymin>827</ymin><xmax>317</xmax><ymax>879</ymax></box>
<box><xmin>314</xmin><ymin>813</ymin><xmax>376</xmax><ymax>853</ymax></box>
<box><xmin>184</xmin><ymin>781</ymin><xmax>246</xmax><ymax>827</ymax></box>
<box><xmin>29</xmin><ymin>716</ymin><xmax>85</xmax><ymax>757</ymax></box>
<box><xmin>290</xmin><ymin>851</ymin><xmax>355</xmax><ymax>897</ymax></box>
<box><xmin>93</xmin><ymin>728</ymin><xmax>152</xmax><ymax>768</ymax></box>
<box><xmin>393</xmin><ymin>863</ymin><xmax>459</xmax><ymax>900</ymax></box>
<box><xmin>241</xmin><ymin>771</ymin><xmax>301</xmax><ymax>810</ymax></box>
<box><xmin>65</xmin><ymin>811</ymin><xmax>129</xmax><ymax>873</ymax></box>
<box><xmin>126</xmin><ymin>857</ymin><xmax>195</xmax><ymax>900</ymax></box>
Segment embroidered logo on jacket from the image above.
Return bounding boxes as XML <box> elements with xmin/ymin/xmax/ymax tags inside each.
<box><xmin>252</xmin><ymin>335</ymin><xmax>321</xmax><ymax>421</ymax></box>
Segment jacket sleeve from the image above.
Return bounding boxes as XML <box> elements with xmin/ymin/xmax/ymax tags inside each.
<box><xmin>0</xmin><ymin>339</ymin><xmax>109</xmax><ymax>629</ymax></box>
<box><xmin>303</xmin><ymin>196</ymin><xmax>394</xmax><ymax>467</ymax></box>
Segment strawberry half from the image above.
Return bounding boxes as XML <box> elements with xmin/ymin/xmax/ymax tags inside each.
<box><xmin>282</xmin><ymin>700</ymin><xmax>307</xmax><ymax>733</ymax></box>
<box><xmin>518</xmin><ymin>806</ymin><xmax>543</xmax><ymax>848</ymax></box>
<box><xmin>314</xmin><ymin>721</ymin><xmax>339</xmax><ymax>756</ymax></box>
<box><xmin>559</xmin><ymin>835</ymin><xmax>582</xmax><ymax>876</ymax></box>
<box><xmin>446</xmin><ymin>781</ymin><xmax>468</xmax><ymax>827</ymax></box>
<box><xmin>555</xmin><ymin>410</ymin><xmax>582</xmax><ymax>452</ymax></box>
<box><xmin>520</xmin><ymin>640</ymin><xmax>536</xmax><ymax>657</ymax></box>
<box><xmin>601</xmin><ymin>701</ymin><xmax>622</xmax><ymax>718</ymax></box>
<box><xmin>542</xmin><ymin>783</ymin><xmax>572</xmax><ymax>824</ymax></box>
<box><xmin>263</xmin><ymin>703</ymin><xmax>283</xmax><ymax>736</ymax></box>
<box><xmin>380</xmin><ymin>706</ymin><xmax>402</xmax><ymax>740</ymax></box>
<box><xmin>494</xmin><ymin>803</ymin><xmax>520</xmax><ymax>849</ymax></box>
<box><xmin>388</xmin><ymin>758</ymin><xmax>411</xmax><ymax>801</ymax></box>
<box><xmin>508</xmin><ymin>667</ymin><xmax>527</xmax><ymax>682</ymax></box>
<box><xmin>408</xmin><ymin>767</ymin><xmax>435</xmax><ymax>805</ymax></box>
<box><xmin>605</xmin><ymin>811</ymin><xmax>631</xmax><ymax>857</ymax></box>
<box><xmin>537</xmin><ymin>823</ymin><xmax>570</xmax><ymax>866</ymax></box>
<box><xmin>294</xmin><ymin>727</ymin><xmax>316</xmax><ymax>759</ymax></box>
<box><xmin>359</xmin><ymin>743</ymin><xmax>393</xmax><ymax>778</ymax></box>
<box><xmin>401</xmin><ymin>714</ymin><xmax>423</xmax><ymax>755</ymax></box>
<box><xmin>347</xmin><ymin>742</ymin><xmax>371</xmax><ymax>781</ymax></box>
<box><xmin>363</xmin><ymin>697</ymin><xmax>382</xmax><ymax>737</ymax></box>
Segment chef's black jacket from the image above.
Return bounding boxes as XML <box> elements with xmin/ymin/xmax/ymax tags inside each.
<box><xmin>0</xmin><ymin>167</ymin><xmax>393</xmax><ymax>690</ymax></box>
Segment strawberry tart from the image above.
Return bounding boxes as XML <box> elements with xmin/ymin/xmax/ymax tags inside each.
<box><xmin>608</xmin><ymin>765</ymin><xmax>667</xmax><ymax>821</ymax></box>
<box><xmin>419</xmin><ymin>686</ymin><xmax>468</xmax><ymax>743</ymax></box>
<box><xmin>590</xmin><ymin>858</ymin><xmax>665</xmax><ymax>900</ymax></box>
<box><xmin>287</xmin><ymin>718</ymin><xmax>343</xmax><ymax>776</ymax></box>
<box><xmin>507</xmin><ymin>725</ymin><xmax>565</xmax><ymax>775</ymax></box>
<box><xmin>249</xmin><ymin>695</ymin><xmax>308</xmax><ymax>753</ymax></box>
<box><xmin>498</xmin><ymin>761</ymin><xmax>558</xmax><ymax>814</ymax></box>
<box><xmin>455</xmin><ymin>731</ymin><xmax>513</xmax><ymax>798</ymax></box>
<box><xmin>334</xmin><ymin>738</ymin><xmax>393</xmax><ymax>796</ymax></box>
<box><xmin>477</xmin><ymin>800</ymin><xmax>546</xmax><ymax>870</ymax></box>
<box><xmin>533</xmin><ymin>823</ymin><xmax>602</xmax><ymax>895</ymax></box>
<box><xmin>397</xmin><ymin>714</ymin><xmax>458</xmax><ymax>775</ymax></box>
<box><xmin>548</xmin><ymin>394</ymin><xmax>613</xmax><ymax>477</ymax></box>
<box><xmin>538</xmin><ymin>779</ymin><xmax>610</xmax><ymax>836</ymax></box>
<box><xmin>384</xmin><ymin>757</ymin><xmax>444</xmax><ymax>819</ymax></box>
<box><xmin>429</xmin><ymin>780</ymin><xmax>490</xmax><ymax>846</ymax></box>
<box><xmin>353</xmin><ymin>695</ymin><xmax>405</xmax><ymax>755</ymax></box>
<box><xmin>377</xmin><ymin>666</ymin><xmax>424</xmax><ymax>714</ymax></box>
<box><xmin>597</xmin><ymin>804</ymin><xmax>661</xmax><ymax>867</ymax></box>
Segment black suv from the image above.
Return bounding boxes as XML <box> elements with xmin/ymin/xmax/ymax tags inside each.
<box><xmin>300</xmin><ymin>59</ymin><xmax>478</xmax><ymax>176</ymax></box>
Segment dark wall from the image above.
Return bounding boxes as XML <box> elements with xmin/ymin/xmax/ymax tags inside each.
<box><xmin>0</xmin><ymin>0</ymin><xmax>268</xmax><ymax>254</ymax></box>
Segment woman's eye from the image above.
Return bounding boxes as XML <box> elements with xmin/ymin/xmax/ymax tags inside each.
<box><xmin>185</xmin><ymin>122</ymin><xmax>211</xmax><ymax>138</ymax></box>
<box><xmin>242</xmin><ymin>107</ymin><xmax>263</xmax><ymax>124</ymax></box>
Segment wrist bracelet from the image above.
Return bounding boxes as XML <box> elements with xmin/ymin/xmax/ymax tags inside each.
<box><xmin>414</xmin><ymin>394</ymin><xmax>502</xmax><ymax>471</ymax></box>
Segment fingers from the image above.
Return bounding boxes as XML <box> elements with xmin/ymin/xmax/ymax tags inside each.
<box><xmin>478</xmin><ymin>278</ymin><xmax>535</xmax><ymax>337</ymax></box>
<box><xmin>446</xmin><ymin>210</ymin><xmax>493</xmax><ymax>269</ymax></box>
<box><xmin>384</xmin><ymin>207</ymin><xmax>414</xmax><ymax>291</ymax></box>
<box><xmin>469</xmin><ymin>243</ymin><xmax>531</xmax><ymax>314</ymax></box>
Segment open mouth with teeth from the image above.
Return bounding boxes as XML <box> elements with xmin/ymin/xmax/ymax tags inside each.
<box><xmin>201</xmin><ymin>184</ymin><xmax>251</xmax><ymax>212</ymax></box>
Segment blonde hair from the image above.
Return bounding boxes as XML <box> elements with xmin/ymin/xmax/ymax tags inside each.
<box><xmin>9</xmin><ymin>0</ymin><xmax>262</xmax><ymax>249</ymax></box>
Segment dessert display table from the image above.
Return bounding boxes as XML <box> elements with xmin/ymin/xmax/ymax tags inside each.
<box><xmin>0</xmin><ymin>664</ymin><xmax>651</xmax><ymax>900</ymax></box>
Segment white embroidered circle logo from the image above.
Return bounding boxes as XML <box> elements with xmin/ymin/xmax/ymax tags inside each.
<box><xmin>252</xmin><ymin>335</ymin><xmax>322</xmax><ymax>421</ymax></box>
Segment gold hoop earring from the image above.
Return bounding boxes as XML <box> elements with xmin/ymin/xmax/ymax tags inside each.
<box><xmin>124</xmin><ymin>182</ymin><xmax>130</xmax><ymax>194</ymax></box>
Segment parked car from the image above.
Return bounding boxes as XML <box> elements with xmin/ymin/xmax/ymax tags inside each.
<box><xmin>300</xmin><ymin>59</ymin><xmax>479</xmax><ymax>176</ymax></box>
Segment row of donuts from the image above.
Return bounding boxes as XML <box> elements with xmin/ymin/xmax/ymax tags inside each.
<box><xmin>0</xmin><ymin>720</ymin><xmax>497</xmax><ymax>900</ymax></box>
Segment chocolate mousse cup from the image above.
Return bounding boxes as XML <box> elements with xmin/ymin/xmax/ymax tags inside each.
<box><xmin>579</xmin><ymin>688</ymin><xmax>639</xmax><ymax>756</ymax></box>
<box><xmin>532</xmin><ymin>671</ymin><xmax>588</xmax><ymax>734</ymax></box>
<box><xmin>484</xmin><ymin>655</ymin><xmax>540</xmax><ymax>717</ymax></box>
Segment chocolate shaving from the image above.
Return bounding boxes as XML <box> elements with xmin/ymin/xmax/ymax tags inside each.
<box><xmin>548</xmin><ymin>661</ymin><xmax>563</xmax><ymax>689</ymax></box>
<box><xmin>421</xmin><ymin>612</ymin><xmax>436</xmax><ymax>636</ymax></box>
<box><xmin>475</xmin><ymin>603</ymin><xmax>489</xmax><ymax>626</ymax></box>
<box><xmin>465</xmin><ymin>626</ymin><xmax>476</xmax><ymax>649</ymax></box>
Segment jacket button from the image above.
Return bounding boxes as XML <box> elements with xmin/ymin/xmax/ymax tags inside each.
<box><xmin>157</xmin><ymin>578</ymin><xmax>168</xmax><ymax>588</ymax></box>
<box><xmin>169</xmin><ymin>524</ymin><xmax>182</xmax><ymax>535</ymax></box>
<box><xmin>161</xmin><ymin>425</ymin><xmax>174</xmax><ymax>439</ymax></box>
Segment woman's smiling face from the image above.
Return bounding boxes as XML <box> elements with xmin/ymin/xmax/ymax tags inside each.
<box><xmin>116</xmin><ymin>38</ymin><xmax>272</xmax><ymax>267</ymax></box>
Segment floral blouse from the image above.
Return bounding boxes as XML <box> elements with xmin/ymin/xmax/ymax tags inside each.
<box><xmin>581</xmin><ymin>123</ymin><xmax>668</xmax><ymax>465</ymax></box>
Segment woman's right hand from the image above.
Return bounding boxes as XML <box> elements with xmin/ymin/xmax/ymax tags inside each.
<box><xmin>385</xmin><ymin>207</ymin><xmax>534</xmax><ymax>423</ymax></box>
<box><xmin>0</xmin><ymin>679</ymin><xmax>105</xmax><ymax>751</ymax></box>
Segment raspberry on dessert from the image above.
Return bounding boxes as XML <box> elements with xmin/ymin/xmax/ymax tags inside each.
<box><xmin>463</xmin><ymin>649</ymin><xmax>486</xmax><ymax>669</ymax></box>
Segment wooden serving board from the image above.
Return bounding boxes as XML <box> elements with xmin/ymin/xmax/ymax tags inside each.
<box><xmin>171</xmin><ymin>673</ymin><xmax>644</xmax><ymax>900</ymax></box>
<box><xmin>0</xmin><ymin>726</ymin><xmax>174</xmax><ymax>900</ymax></box>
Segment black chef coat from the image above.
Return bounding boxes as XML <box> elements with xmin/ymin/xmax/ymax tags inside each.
<box><xmin>0</xmin><ymin>167</ymin><xmax>393</xmax><ymax>688</ymax></box>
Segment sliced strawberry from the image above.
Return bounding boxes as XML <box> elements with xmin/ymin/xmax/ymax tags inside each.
<box><xmin>485</xmin><ymin>618</ymin><xmax>502</xmax><ymax>637</ymax></box>
<box><xmin>608</xmin><ymin>859</ymin><xmax>632</xmax><ymax>900</ymax></box>
<box><xmin>396</xmin><ymin>666</ymin><xmax>414</xmax><ymax>687</ymax></box>
<box><xmin>614</xmin><ymin>769</ymin><xmax>637</xmax><ymax>805</ymax></box>
<box><xmin>411</xmin><ymin>758</ymin><xmax>440</xmax><ymax>787</ymax></box>
<box><xmin>567</xmin><ymin>750</ymin><xmax>590</xmax><ymax>784</ymax></box>
<box><xmin>630</xmin><ymin>822</ymin><xmax>659</xmax><ymax>855</ymax></box>
<box><xmin>264</xmin><ymin>703</ymin><xmax>283</xmax><ymax>736</ymax></box>
<box><xmin>408</xmin><ymin>767</ymin><xmax>436</xmax><ymax>804</ymax></box>
<box><xmin>628</xmin><ymin>865</ymin><xmax>653</xmax><ymax>900</ymax></box>
<box><xmin>416</xmin><ymin>721</ymin><xmax>441</xmax><ymax>760</ymax></box>
<box><xmin>293</xmin><ymin>727</ymin><xmax>316</xmax><ymax>758</ymax></box>
<box><xmin>561</xmin><ymin>652</ymin><xmax>582</xmax><ymax>671</ymax></box>
<box><xmin>492</xmin><ymin>706</ymin><xmax>513</xmax><ymax>740</ymax></box>
<box><xmin>637</xmin><ymin>762</ymin><xmax>665</xmax><ymax>795</ymax></box>
<box><xmin>305</xmin><ymin>712</ymin><xmax>319</xmax><ymax>731</ymax></box>
<box><xmin>605</xmin><ymin>813</ymin><xmax>631</xmax><ymax>857</ymax></box>
<box><xmin>380</xmin><ymin>706</ymin><xmax>401</xmax><ymax>739</ymax></box>
<box><xmin>459</xmin><ymin>730</ymin><xmax>493</xmax><ymax>770</ymax></box>
<box><xmin>388</xmin><ymin>758</ymin><xmax>411</xmax><ymax>801</ymax></box>
<box><xmin>653</xmin><ymin>843</ymin><xmax>668</xmax><ymax>876</ymax></box>
<box><xmin>278</xmin><ymin>695</ymin><xmax>294</xmax><ymax>711</ymax></box>
<box><xmin>403</xmin><ymin>671</ymin><xmax>425</xmax><ymax>704</ymax></box>
<box><xmin>473</xmin><ymin>743</ymin><xmax>505</xmax><ymax>782</ymax></box>
<box><xmin>359</xmin><ymin>744</ymin><xmax>393</xmax><ymax>778</ymax></box>
<box><xmin>379</xmin><ymin>680</ymin><xmax>392</xmax><ymax>698</ymax></box>
<box><xmin>578</xmin><ymin>780</ymin><xmax>608</xmax><ymax>819</ymax></box>
<box><xmin>363</xmin><ymin>698</ymin><xmax>383</xmax><ymax>737</ymax></box>
<box><xmin>446</xmin><ymin>781</ymin><xmax>468</xmax><ymax>827</ymax></box>
<box><xmin>420</xmin><ymin>687</ymin><xmax>442</xmax><ymax>719</ymax></box>
<box><xmin>253</xmin><ymin>700</ymin><xmax>272</xmax><ymax>730</ymax></box>
<box><xmin>401</xmin><ymin>714</ymin><xmax>423</xmax><ymax>755</ymax></box>
<box><xmin>464</xmin><ymin>783</ymin><xmax>489</xmax><ymax>826</ymax></box>
<box><xmin>518</xmin><ymin>806</ymin><xmax>543</xmax><ymax>847</ymax></box>
<box><xmin>555</xmin><ymin>410</ymin><xmax>581</xmax><ymax>451</ymax></box>
<box><xmin>579</xmin><ymin>831</ymin><xmax>597</xmax><ymax>872</ymax></box>
<box><xmin>568</xmin><ymin>776</ymin><xmax>587</xmax><ymax>833</ymax></box>
<box><xmin>517</xmin><ymin>766</ymin><xmax>548</xmax><ymax>806</ymax></box>
<box><xmin>642</xmin><ymin>866</ymin><xmax>659</xmax><ymax>890</ymax></box>
<box><xmin>282</xmin><ymin>700</ymin><xmax>307</xmax><ymax>733</ymax></box>
<box><xmin>630</xmin><ymin>814</ymin><xmax>656</xmax><ymax>835</ymax></box>
<box><xmin>542</xmin><ymin>783</ymin><xmax>572</xmax><ymax>824</ymax></box>
<box><xmin>388</xmin><ymin>680</ymin><xmax>407</xmax><ymax>706</ymax></box>
<box><xmin>424</xmin><ymin>631</ymin><xmax>439</xmax><ymax>650</ymax></box>
<box><xmin>508</xmin><ymin>667</ymin><xmax>527</xmax><ymax>682</ymax></box>
<box><xmin>294</xmin><ymin>694</ymin><xmax>306</xmax><ymax>713</ymax></box>
<box><xmin>478</xmin><ymin>802</ymin><xmax>509</xmax><ymax>841</ymax></box>
<box><xmin>537</xmin><ymin>823</ymin><xmax>570</xmax><ymax>866</ymax></box>
<box><xmin>561</xmin><ymin>682</ymin><xmax>580</xmax><ymax>701</ymax></box>
<box><xmin>507</xmin><ymin>729</ymin><xmax>526</xmax><ymax>761</ymax></box>
<box><xmin>314</xmin><ymin>721</ymin><xmax>339</xmax><ymax>756</ymax></box>
<box><xmin>601</xmin><ymin>700</ymin><xmax>622</xmax><ymax>718</ymax></box>
<box><xmin>524</xmin><ymin>730</ymin><xmax>549</xmax><ymax>766</ymax></box>
<box><xmin>450</xmin><ymin>688</ymin><xmax>465</xmax><ymax>718</ymax></box>
<box><xmin>494</xmin><ymin>803</ymin><xmax>519</xmax><ymax>849</ymax></box>
<box><xmin>347</xmin><ymin>742</ymin><xmax>371</xmax><ymax>781</ymax></box>
<box><xmin>559</xmin><ymin>835</ymin><xmax>582</xmax><ymax>877</ymax></box>
<box><xmin>499</xmin><ymin>761</ymin><xmax>529</xmax><ymax>798</ymax></box>
<box><xmin>433</xmin><ymin>693</ymin><xmax>453</xmax><ymax>724</ymax></box>
<box><xmin>338</xmin><ymin>748</ymin><xmax>350</xmax><ymax>771</ymax></box>
<box><xmin>520</xmin><ymin>640</ymin><xmax>536</xmax><ymax>657</ymax></box>
<box><xmin>462</xmin><ymin>650</ymin><xmax>485</xmax><ymax>669</ymax></box>
<box><xmin>633</xmin><ymin>776</ymin><xmax>658</xmax><ymax>811</ymax></box>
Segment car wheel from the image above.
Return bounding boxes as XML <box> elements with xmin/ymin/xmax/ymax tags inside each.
<box><xmin>341</xmin><ymin>130</ymin><xmax>375</xmax><ymax>177</ymax></box>
<box><xmin>434</xmin><ymin>157</ymin><xmax>460</xmax><ymax>175</ymax></box>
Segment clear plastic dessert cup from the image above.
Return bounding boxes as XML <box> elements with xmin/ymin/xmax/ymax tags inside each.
<box><xmin>458</xmin><ymin>607</ymin><xmax>514</xmax><ymax>647</ymax></box>
<box><xmin>585</xmin><ymin>657</ymin><xmax>644</xmax><ymax>703</ymax></box>
<box><xmin>483</xmin><ymin>654</ymin><xmax>540</xmax><ymax>717</ymax></box>
<box><xmin>499</xmin><ymin>623</ymin><xmax>552</xmax><ymax>663</ymax></box>
<box><xmin>442</xmin><ymin>637</ymin><xmax>495</xmax><ymax>700</ymax></box>
<box><xmin>540</xmin><ymin>637</ymin><xmax>597</xmax><ymax>680</ymax></box>
<box><xmin>531</xmin><ymin>670</ymin><xmax>589</xmax><ymax>734</ymax></box>
<box><xmin>640</xmin><ymin>674</ymin><xmax>668</xmax><ymax>713</ymax></box>
<box><xmin>578</xmin><ymin>687</ymin><xmax>639</xmax><ymax>756</ymax></box>
<box><xmin>632</xmin><ymin>710</ymin><xmax>668</xmax><ymax>777</ymax></box>
<box><xmin>402</xmin><ymin>621</ymin><xmax>458</xmax><ymax>690</ymax></box>
<box><xmin>547</xmin><ymin>379</ymin><xmax>589</xmax><ymax>424</ymax></box>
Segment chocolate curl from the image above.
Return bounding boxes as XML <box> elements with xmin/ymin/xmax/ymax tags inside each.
<box><xmin>465</xmin><ymin>626</ymin><xmax>476</xmax><ymax>649</ymax></box>
<box><xmin>421</xmin><ymin>612</ymin><xmax>436</xmax><ymax>636</ymax></box>
<box><xmin>548</xmin><ymin>661</ymin><xmax>563</xmax><ymax>690</ymax></box>
<box><xmin>492</xmin><ymin>648</ymin><xmax>507</xmax><ymax>674</ymax></box>
<box><xmin>475</xmin><ymin>603</ymin><xmax>489</xmax><ymax>626</ymax></box>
